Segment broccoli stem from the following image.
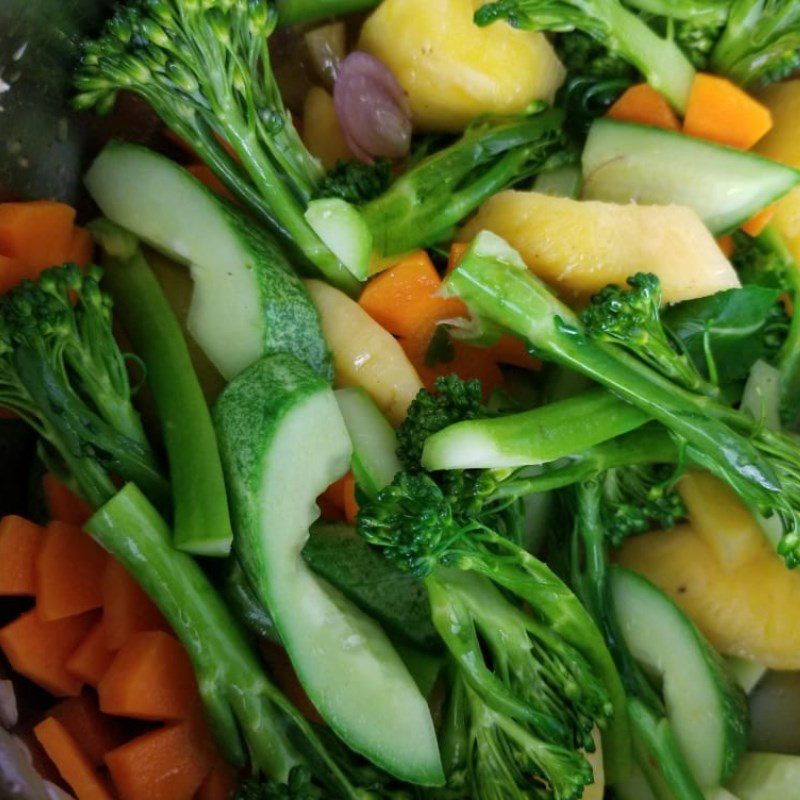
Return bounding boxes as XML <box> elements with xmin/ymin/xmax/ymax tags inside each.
<box><xmin>360</xmin><ymin>110</ymin><xmax>568</xmax><ymax>256</ymax></box>
<box><xmin>445</xmin><ymin>233</ymin><xmax>785</xmax><ymax>523</ymax></box>
<box><xmin>620</xmin><ymin>0</ymin><xmax>729</xmax><ymax>24</ymax></box>
<box><xmin>275</xmin><ymin>0</ymin><xmax>380</xmax><ymax>26</ymax></box>
<box><xmin>86</xmin><ymin>483</ymin><xmax>363</xmax><ymax>797</ymax></box>
<box><xmin>93</xmin><ymin>222</ymin><xmax>234</xmax><ymax>557</ymax></box>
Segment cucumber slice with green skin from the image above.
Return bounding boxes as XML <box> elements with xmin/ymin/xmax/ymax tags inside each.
<box><xmin>305</xmin><ymin>198</ymin><xmax>373</xmax><ymax>281</ymax></box>
<box><xmin>422</xmin><ymin>387</ymin><xmax>649</xmax><ymax>470</ymax></box>
<box><xmin>334</xmin><ymin>387</ymin><xmax>401</xmax><ymax>496</ymax></box>
<box><xmin>612</xmin><ymin>567</ymin><xmax>749</xmax><ymax>788</ymax></box>
<box><xmin>582</xmin><ymin>120</ymin><xmax>800</xmax><ymax>234</ymax></box>
<box><xmin>85</xmin><ymin>142</ymin><xmax>331</xmax><ymax>382</ymax></box>
<box><xmin>533</xmin><ymin>165</ymin><xmax>583</xmax><ymax>199</ymax></box>
<box><xmin>214</xmin><ymin>354</ymin><xmax>443</xmax><ymax>785</ymax></box>
<box><xmin>727</xmin><ymin>753</ymin><xmax>800</xmax><ymax>800</ymax></box>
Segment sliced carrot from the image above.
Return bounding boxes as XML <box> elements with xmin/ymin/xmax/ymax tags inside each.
<box><xmin>105</xmin><ymin>721</ymin><xmax>214</xmax><ymax>800</ymax></box>
<box><xmin>43</xmin><ymin>473</ymin><xmax>93</xmax><ymax>526</ymax></box>
<box><xmin>0</xmin><ymin>201</ymin><xmax>77</xmax><ymax>269</ymax></box>
<box><xmin>186</xmin><ymin>165</ymin><xmax>235</xmax><ymax>201</ymax></box>
<box><xmin>0</xmin><ymin>609</ymin><xmax>97</xmax><ymax>696</ymax></box>
<box><xmin>742</xmin><ymin>204</ymin><xmax>777</xmax><ymax>237</ymax></box>
<box><xmin>318</xmin><ymin>473</ymin><xmax>348</xmax><ymax>521</ymax></box>
<box><xmin>717</xmin><ymin>234</ymin><xmax>735</xmax><ymax>258</ymax></box>
<box><xmin>0</xmin><ymin>515</ymin><xmax>44</xmax><ymax>595</ymax></box>
<box><xmin>66</xmin><ymin>227</ymin><xmax>95</xmax><ymax>267</ymax></box>
<box><xmin>196</xmin><ymin>758</ymin><xmax>237</xmax><ymax>800</ymax></box>
<box><xmin>343</xmin><ymin>473</ymin><xmax>359</xmax><ymax>525</ymax></box>
<box><xmin>99</xmin><ymin>631</ymin><xmax>199</xmax><ymax>721</ymax></box>
<box><xmin>66</xmin><ymin>622</ymin><xmax>116</xmax><ymax>687</ymax></box>
<box><xmin>608</xmin><ymin>83</ymin><xmax>680</xmax><ymax>131</ymax></box>
<box><xmin>684</xmin><ymin>73</ymin><xmax>773</xmax><ymax>150</ymax></box>
<box><xmin>49</xmin><ymin>693</ymin><xmax>127</xmax><ymax>768</ymax></box>
<box><xmin>35</xmin><ymin>717</ymin><xmax>115</xmax><ymax>800</ymax></box>
<box><xmin>359</xmin><ymin>252</ymin><xmax>467</xmax><ymax>337</ymax></box>
<box><xmin>102</xmin><ymin>559</ymin><xmax>169</xmax><ymax>651</ymax></box>
<box><xmin>0</xmin><ymin>253</ymin><xmax>35</xmax><ymax>295</ymax></box>
<box><xmin>37</xmin><ymin>521</ymin><xmax>107</xmax><ymax>621</ymax></box>
<box><xmin>487</xmin><ymin>335</ymin><xmax>540</xmax><ymax>371</ymax></box>
<box><xmin>446</xmin><ymin>242</ymin><xmax>470</xmax><ymax>275</ymax></box>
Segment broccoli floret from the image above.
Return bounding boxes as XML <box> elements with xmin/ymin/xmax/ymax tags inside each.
<box><xmin>396</xmin><ymin>376</ymin><xmax>487</xmax><ymax>471</ymax></box>
<box><xmin>0</xmin><ymin>264</ymin><xmax>167</xmax><ymax>510</ymax></box>
<box><xmin>556</xmin><ymin>31</ymin><xmax>635</xmax><ymax>77</ymax></box>
<box><xmin>674</xmin><ymin>18</ymin><xmax>726</xmax><ymax>67</ymax></box>
<box><xmin>474</xmin><ymin>0</ymin><xmax>697</xmax><ymax>111</ymax></box>
<box><xmin>315</xmin><ymin>159</ymin><xmax>392</xmax><ymax>205</ymax></box>
<box><xmin>234</xmin><ymin>768</ymin><xmax>323</xmax><ymax>800</ymax></box>
<box><xmin>711</xmin><ymin>0</ymin><xmax>800</xmax><ymax>88</ymax></box>
<box><xmin>580</xmin><ymin>273</ymin><xmax>717</xmax><ymax>395</ymax></box>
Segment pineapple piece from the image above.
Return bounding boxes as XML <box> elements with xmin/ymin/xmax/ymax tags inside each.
<box><xmin>616</xmin><ymin>473</ymin><xmax>800</xmax><ymax>669</ymax></box>
<box><xmin>459</xmin><ymin>191</ymin><xmax>740</xmax><ymax>304</ymax></box>
<box><xmin>358</xmin><ymin>0</ymin><xmax>565</xmax><ymax>133</ymax></box>
<box><xmin>755</xmin><ymin>80</ymin><xmax>800</xmax><ymax>168</ymax></box>
<box><xmin>302</xmin><ymin>86</ymin><xmax>353</xmax><ymax>170</ymax></box>
<box><xmin>305</xmin><ymin>279</ymin><xmax>423</xmax><ymax>425</ymax></box>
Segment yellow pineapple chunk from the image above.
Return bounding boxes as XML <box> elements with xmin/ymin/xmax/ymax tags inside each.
<box><xmin>302</xmin><ymin>86</ymin><xmax>353</xmax><ymax>170</ymax></box>
<box><xmin>305</xmin><ymin>279</ymin><xmax>423</xmax><ymax>425</ymax></box>
<box><xmin>459</xmin><ymin>191</ymin><xmax>740</xmax><ymax>304</ymax></box>
<box><xmin>755</xmin><ymin>80</ymin><xmax>800</xmax><ymax>168</ymax></box>
<box><xmin>617</xmin><ymin>472</ymin><xmax>800</xmax><ymax>669</ymax></box>
<box><xmin>358</xmin><ymin>0</ymin><xmax>565</xmax><ymax>133</ymax></box>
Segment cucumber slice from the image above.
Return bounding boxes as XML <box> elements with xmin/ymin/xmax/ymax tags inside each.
<box><xmin>334</xmin><ymin>387</ymin><xmax>401</xmax><ymax>496</ymax></box>
<box><xmin>305</xmin><ymin>198</ymin><xmax>373</xmax><ymax>281</ymax></box>
<box><xmin>304</xmin><ymin>522</ymin><xmax>441</xmax><ymax>652</ymax></box>
<box><xmin>85</xmin><ymin>142</ymin><xmax>331</xmax><ymax>381</ymax></box>
<box><xmin>582</xmin><ymin>120</ymin><xmax>800</xmax><ymax>234</ymax></box>
<box><xmin>533</xmin><ymin>165</ymin><xmax>583</xmax><ymax>199</ymax></box>
<box><xmin>612</xmin><ymin>567</ymin><xmax>749</xmax><ymax>788</ymax></box>
<box><xmin>727</xmin><ymin>753</ymin><xmax>800</xmax><ymax>800</ymax></box>
<box><xmin>214</xmin><ymin>354</ymin><xmax>443</xmax><ymax>785</ymax></box>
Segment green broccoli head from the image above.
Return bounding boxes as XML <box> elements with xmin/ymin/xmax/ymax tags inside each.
<box><xmin>315</xmin><ymin>159</ymin><xmax>393</xmax><ymax>206</ymax></box>
<box><xmin>581</xmin><ymin>273</ymin><xmax>713</xmax><ymax>394</ymax></box>
<box><xmin>397</xmin><ymin>375</ymin><xmax>486</xmax><ymax>471</ymax></box>
<box><xmin>233</xmin><ymin>768</ymin><xmax>323</xmax><ymax>800</ymax></box>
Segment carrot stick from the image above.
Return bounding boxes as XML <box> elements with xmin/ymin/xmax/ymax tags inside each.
<box><xmin>105</xmin><ymin>721</ymin><xmax>214</xmax><ymax>800</ymax></box>
<box><xmin>49</xmin><ymin>693</ymin><xmax>127</xmax><ymax>768</ymax></box>
<box><xmin>101</xmin><ymin>559</ymin><xmax>169</xmax><ymax>651</ymax></box>
<box><xmin>0</xmin><ymin>515</ymin><xmax>44</xmax><ymax>595</ymax></box>
<box><xmin>0</xmin><ymin>201</ymin><xmax>77</xmax><ymax>269</ymax></box>
<box><xmin>66</xmin><ymin>227</ymin><xmax>95</xmax><ymax>268</ymax></box>
<box><xmin>717</xmin><ymin>235</ymin><xmax>735</xmax><ymax>258</ymax></box>
<box><xmin>741</xmin><ymin>204</ymin><xmax>777</xmax><ymax>237</ymax></box>
<box><xmin>35</xmin><ymin>717</ymin><xmax>116</xmax><ymax>800</ymax></box>
<box><xmin>66</xmin><ymin>622</ymin><xmax>116</xmax><ymax>687</ymax></box>
<box><xmin>98</xmin><ymin>631</ymin><xmax>200</xmax><ymax>721</ymax></box>
<box><xmin>0</xmin><ymin>254</ymin><xmax>35</xmax><ymax>296</ymax></box>
<box><xmin>196</xmin><ymin>758</ymin><xmax>237</xmax><ymax>800</ymax></box>
<box><xmin>0</xmin><ymin>609</ymin><xmax>97</xmax><ymax>696</ymax></box>
<box><xmin>37</xmin><ymin>522</ymin><xmax>107</xmax><ymax>621</ymax></box>
<box><xmin>608</xmin><ymin>83</ymin><xmax>680</xmax><ymax>131</ymax></box>
<box><xmin>43</xmin><ymin>473</ymin><xmax>93</xmax><ymax>526</ymax></box>
<box><xmin>683</xmin><ymin>73</ymin><xmax>773</xmax><ymax>150</ymax></box>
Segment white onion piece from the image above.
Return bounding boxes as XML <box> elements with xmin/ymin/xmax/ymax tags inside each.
<box><xmin>0</xmin><ymin>681</ymin><xmax>17</xmax><ymax>729</ymax></box>
<box><xmin>333</xmin><ymin>51</ymin><xmax>412</xmax><ymax>162</ymax></box>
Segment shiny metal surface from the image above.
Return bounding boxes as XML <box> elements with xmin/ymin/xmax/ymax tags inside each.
<box><xmin>0</xmin><ymin>0</ymin><xmax>112</xmax><ymax>202</ymax></box>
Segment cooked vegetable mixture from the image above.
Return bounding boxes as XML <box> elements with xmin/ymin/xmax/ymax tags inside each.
<box><xmin>4</xmin><ymin>0</ymin><xmax>800</xmax><ymax>798</ymax></box>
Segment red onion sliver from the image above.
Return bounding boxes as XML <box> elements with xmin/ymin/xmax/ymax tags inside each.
<box><xmin>0</xmin><ymin>681</ymin><xmax>17</xmax><ymax>729</ymax></box>
<box><xmin>44</xmin><ymin>781</ymin><xmax>76</xmax><ymax>800</ymax></box>
<box><xmin>333</xmin><ymin>51</ymin><xmax>412</xmax><ymax>163</ymax></box>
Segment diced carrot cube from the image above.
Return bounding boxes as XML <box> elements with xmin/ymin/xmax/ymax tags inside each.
<box><xmin>742</xmin><ymin>204</ymin><xmax>777</xmax><ymax>237</ymax></box>
<box><xmin>0</xmin><ymin>253</ymin><xmax>35</xmax><ymax>295</ymax></box>
<box><xmin>66</xmin><ymin>622</ymin><xmax>116</xmax><ymax>687</ymax></box>
<box><xmin>66</xmin><ymin>227</ymin><xmax>95</xmax><ymax>267</ymax></box>
<box><xmin>196</xmin><ymin>758</ymin><xmax>236</xmax><ymax>800</ymax></box>
<box><xmin>43</xmin><ymin>473</ymin><xmax>93</xmax><ymax>526</ymax></box>
<box><xmin>0</xmin><ymin>515</ymin><xmax>44</xmax><ymax>595</ymax></box>
<box><xmin>0</xmin><ymin>201</ymin><xmax>77</xmax><ymax>269</ymax></box>
<box><xmin>607</xmin><ymin>83</ymin><xmax>680</xmax><ymax>131</ymax></box>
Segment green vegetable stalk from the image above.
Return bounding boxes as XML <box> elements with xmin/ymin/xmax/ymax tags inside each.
<box><xmin>91</xmin><ymin>219</ymin><xmax>234</xmax><ymax>556</ymax></box>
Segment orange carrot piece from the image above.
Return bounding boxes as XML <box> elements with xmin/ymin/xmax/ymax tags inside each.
<box><xmin>318</xmin><ymin>473</ymin><xmax>348</xmax><ymax>522</ymax></box>
<box><xmin>50</xmin><ymin>692</ymin><xmax>127</xmax><ymax>768</ymax></box>
<box><xmin>98</xmin><ymin>631</ymin><xmax>199</xmax><ymax>721</ymax></box>
<box><xmin>196</xmin><ymin>759</ymin><xmax>236</xmax><ymax>800</ymax></box>
<box><xmin>742</xmin><ymin>204</ymin><xmax>777</xmax><ymax>237</ymax></box>
<box><xmin>66</xmin><ymin>227</ymin><xmax>95</xmax><ymax>267</ymax></box>
<box><xmin>608</xmin><ymin>83</ymin><xmax>680</xmax><ymax>131</ymax></box>
<box><xmin>359</xmin><ymin>252</ymin><xmax>467</xmax><ymax>337</ymax></box>
<box><xmin>487</xmin><ymin>335</ymin><xmax>541</xmax><ymax>371</ymax></box>
<box><xmin>35</xmin><ymin>717</ymin><xmax>115</xmax><ymax>800</ymax></box>
<box><xmin>446</xmin><ymin>242</ymin><xmax>470</xmax><ymax>275</ymax></box>
<box><xmin>43</xmin><ymin>473</ymin><xmax>93</xmax><ymax>526</ymax></box>
<box><xmin>0</xmin><ymin>609</ymin><xmax>97</xmax><ymax>696</ymax></box>
<box><xmin>0</xmin><ymin>515</ymin><xmax>44</xmax><ymax>595</ymax></box>
<box><xmin>0</xmin><ymin>253</ymin><xmax>36</xmax><ymax>295</ymax></box>
<box><xmin>37</xmin><ymin>521</ymin><xmax>107</xmax><ymax>621</ymax></box>
<box><xmin>105</xmin><ymin>721</ymin><xmax>214</xmax><ymax>800</ymax></box>
<box><xmin>0</xmin><ymin>201</ymin><xmax>77</xmax><ymax>269</ymax></box>
<box><xmin>186</xmin><ymin>165</ymin><xmax>235</xmax><ymax>201</ymax></box>
<box><xmin>683</xmin><ymin>74</ymin><xmax>773</xmax><ymax>150</ymax></box>
<box><xmin>717</xmin><ymin>235</ymin><xmax>735</xmax><ymax>258</ymax></box>
<box><xmin>66</xmin><ymin>622</ymin><xmax>116</xmax><ymax>687</ymax></box>
<box><xmin>102</xmin><ymin>559</ymin><xmax>169</xmax><ymax>651</ymax></box>
<box><xmin>343</xmin><ymin>473</ymin><xmax>359</xmax><ymax>525</ymax></box>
